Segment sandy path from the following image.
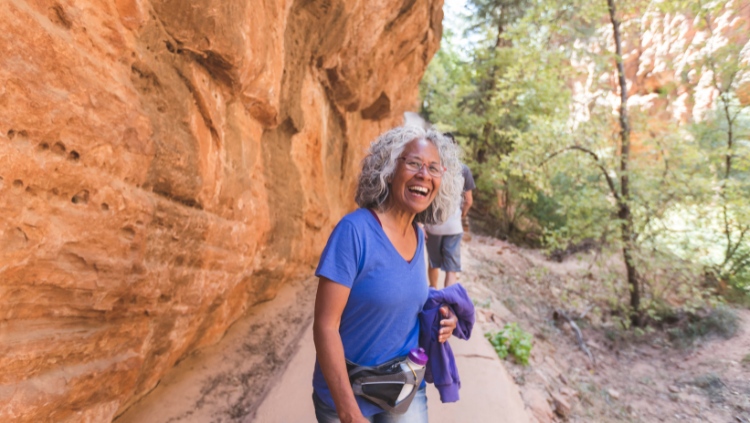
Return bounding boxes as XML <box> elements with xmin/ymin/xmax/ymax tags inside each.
<box><xmin>253</xmin><ymin>319</ymin><xmax>530</xmax><ymax>423</ymax></box>
<box><xmin>253</xmin><ymin>242</ymin><xmax>531</xmax><ymax>423</ymax></box>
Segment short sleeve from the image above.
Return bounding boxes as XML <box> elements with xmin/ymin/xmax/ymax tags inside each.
<box><xmin>315</xmin><ymin>219</ymin><xmax>362</xmax><ymax>289</ymax></box>
<box><xmin>462</xmin><ymin>165</ymin><xmax>476</xmax><ymax>191</ymax></box>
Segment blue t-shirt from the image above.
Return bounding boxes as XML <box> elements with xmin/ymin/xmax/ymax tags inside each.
<box><xmin>313</xmin><ymin>208</ymin><xmax>429</xmax><ymax>417</ymax></box>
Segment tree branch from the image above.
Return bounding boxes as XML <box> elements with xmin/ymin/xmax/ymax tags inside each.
<box><xmin>554</xmin><ymin>309</ymin><xmax>595</xmax><ymax>366</ymax></box>
<box><xmin>542</xmin><ymin>145</ymin><xmax>622</xmax><ymax>204</ymax></box>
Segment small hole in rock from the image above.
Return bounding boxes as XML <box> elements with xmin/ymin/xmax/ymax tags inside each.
<box><xmin>49</xmin><ymin>4</ymin><xmax>72</xmax><ymax>29</ymax></box>
<box><xmin>101</xmin><ymin>203</ymin><xmax>109</xmax><ymax>211</ymax></box>
<box><xmin>121</xmin><ymin>226</ymin><xmax>136</xmax><ymax>240</ymax></box>
<box><xmin>71</xmin><ymin>190</ymin><xmax>89</xmax><ymax>204</ymax></box>
<box><xmin>13</xmin><ymin>180</ymin><xmax>23</xmax><ymax>189</ymax></box>
<box><xmin>38</xmin><ymin>142</ymin><xmax>50</xmax><ymax>151</ymax></box>
<box><xmin>7</xmin><ymin>130</ymin><xmax>15</xmax><ymax>139</ymax></box>
<box><xmin>52</xmin><ymin>142</ymin><xmax>66</xmax><ymax>155</ymax></box>
<box><xmin>18</xmin><ymin>130</ymin><xmax>28</xmax><ymax>138</ymax></box>
<box><xmin>68</xmin><ymin>151</ymin><xmax>80</xmax><ymax>161</ymax></box>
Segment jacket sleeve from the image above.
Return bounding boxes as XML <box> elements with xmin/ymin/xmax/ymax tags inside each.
<box><xmin>418</xmin><ymin>306</ymin><xmax>461</xmax><ymax>402</ymax></box>
<box><xmin>418</xmin><ymin>284</ymin><xmax>476</xmax><ymax>403</ymax></box>
<box><xmin>447</xmin><ymin>285</ymin><xmax>475</xmax><ymax>340</ymax></box>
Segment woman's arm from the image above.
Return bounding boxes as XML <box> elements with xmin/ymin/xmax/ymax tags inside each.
<box><xmin>313</xmin><ymin>277</ymin><xmax>369</xmax><ymax>423</ymax></box>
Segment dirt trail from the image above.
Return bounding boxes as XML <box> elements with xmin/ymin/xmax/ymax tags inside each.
<box><xmin>253</xmin><ymin>306</ymin><xmax>531</xmax><ymax>422</ymax></box>
<box><xmin>462</xmin><ymin>234</ymin><xmax>750</xmax><ymax>423</ymax></box>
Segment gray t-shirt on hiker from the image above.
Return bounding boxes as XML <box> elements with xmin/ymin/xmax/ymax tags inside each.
<box><xmin>425</xmin><ymin>164</ymin><xmax>475</xmax><ymax>236</ymax></box>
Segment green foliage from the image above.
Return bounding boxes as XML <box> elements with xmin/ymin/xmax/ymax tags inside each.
<box><xmin>663</xmin><ymin>306</ymin><xmax>740</xmax><ymax>348</ymax></box>
<box><xmin>420</xmin><ymin>0</ymin><xmax>576</xmax><ymax>242</ymax></box>
<box><xmin>421</xmin><ymin>0</ymin><xmax>750</xmax><ymax>318</ymax></box>
<box><xmin>485</xmin><ymin>323</ymin><xmax>533</xmax><ymax>365</ymax></box>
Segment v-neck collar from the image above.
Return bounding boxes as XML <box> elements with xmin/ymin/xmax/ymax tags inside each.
<box><xmin>366</xmin><ymin>209</ymin><xmax>421</xmax><ymax>265</ymax></box>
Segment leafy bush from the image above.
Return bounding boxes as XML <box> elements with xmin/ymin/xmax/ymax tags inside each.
<box><xmin>485</xmin><ymin>323</ymin><xmax>533</xmax><ymax>365</ymax></box>
<box><xmin>665</xmin><ymin>305</ymin><xmax>739</xmax><ymax>348</ymax></box>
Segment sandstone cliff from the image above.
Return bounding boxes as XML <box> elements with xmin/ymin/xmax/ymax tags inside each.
<box><xmin>0</xmin><ymin>0</ymin><xmax>443</xmax><ymax>421</ymax></box>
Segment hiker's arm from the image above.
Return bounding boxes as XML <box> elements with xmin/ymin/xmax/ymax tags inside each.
<box><xmin>313</xmin><ymin>277</ymin><xmax>368</xmax><ymax>423</ymax></box>
<box><xmin>461</xmin><ymin>190</ymin><xmax>473</xmax><ymax>218</ymax></box>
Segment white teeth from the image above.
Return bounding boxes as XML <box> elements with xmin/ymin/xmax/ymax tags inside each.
<box><xmin>409</xmin><ymin>186</ymin><xmax>428</xmax><ymax>195</ymax></box>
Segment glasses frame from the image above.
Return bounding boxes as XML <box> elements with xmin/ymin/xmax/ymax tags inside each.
<box><xmin>397</xmin><ymin>157</ymin><xmax>445</xmax><ymax>178</ymax></box>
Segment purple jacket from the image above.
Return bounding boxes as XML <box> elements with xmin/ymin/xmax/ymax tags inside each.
<box><xmin>418</xmin><ymin>283</ymin><xmax>475</xmax><ymax>402</ymax></box>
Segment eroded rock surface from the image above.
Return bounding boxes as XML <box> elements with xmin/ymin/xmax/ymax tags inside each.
<box><xmin>0</xmin><ymin>0</ymin><xmax>443</xmax><ymax>421</ymax></box>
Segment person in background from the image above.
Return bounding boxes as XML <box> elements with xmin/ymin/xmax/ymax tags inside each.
<box><xmin>312</xmin><ymin>127</ymin><xmax>464</xmax><ymax>423</ymax></box>
<box><xmin>424</xmin><ymin>133</ymin><xmax>475</xmax><ymax>289</ymax></box>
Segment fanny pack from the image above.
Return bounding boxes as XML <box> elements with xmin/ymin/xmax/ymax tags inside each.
<box><xmin>346</xmin><ymin>356</ymin><xmax>426</xmax><ymax>414</ymax></box>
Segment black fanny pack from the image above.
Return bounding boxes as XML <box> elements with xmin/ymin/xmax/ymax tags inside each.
<box><xmin>346</xmin><ymin>356</ymin><xmax>426</xmax><ymax>414</ymax></box>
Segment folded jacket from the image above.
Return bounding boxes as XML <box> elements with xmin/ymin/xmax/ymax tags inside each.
<box><xmin>418</xmin><ymin>283</ymin><xmax>475</xmax><ymax>402</ymax></box>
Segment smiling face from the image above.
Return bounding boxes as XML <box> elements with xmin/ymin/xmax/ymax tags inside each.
<box><xmin>387</xmin><ymin>138</ymin><xmax>442</xmax><ymax>216</ymax></box>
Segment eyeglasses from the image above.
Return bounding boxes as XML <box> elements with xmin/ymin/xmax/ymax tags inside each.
<box><xmin>397</xmin><ymin>157</ymin><xmax>445</xmax><ymax>178</ymax></box>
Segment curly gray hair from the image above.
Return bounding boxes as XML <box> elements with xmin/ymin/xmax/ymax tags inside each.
<box><xmin>355</xmin><ymin>126</ymin><xmax>463</xmax><ymax>225</ymax></box>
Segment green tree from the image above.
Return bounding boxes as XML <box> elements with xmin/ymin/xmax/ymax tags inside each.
<box><xmin>421</xmin><ymin>0</ymin><xmax>750</xmax><ymax>325</ymax></box>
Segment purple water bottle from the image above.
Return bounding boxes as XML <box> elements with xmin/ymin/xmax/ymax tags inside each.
<box><xmin>396</xmin><ymin>347</ymin><xmax>429</xmax><ymax>402</ymax></box>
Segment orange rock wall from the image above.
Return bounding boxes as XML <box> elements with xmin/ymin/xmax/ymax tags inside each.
<box><xmin>0</xmin><ymin>0</ymin><xmax>443</xmax><ymax>421</ymax></box>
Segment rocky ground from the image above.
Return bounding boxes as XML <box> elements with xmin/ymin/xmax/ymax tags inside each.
<box><xmin>114</xmin><ymin>275</ymin><xmax>318</xmax><ymax>423</ymax></box>
<box><xmin>460</xmin><ymin>233</ymin><xmax>750</xmax><ymax>423</ymax></box>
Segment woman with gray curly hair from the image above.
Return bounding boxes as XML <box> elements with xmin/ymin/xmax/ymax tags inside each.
<box><xmin>312</xmin><ymin>126</ymin><xmax>463</xmax><ymax>423</ymax></box>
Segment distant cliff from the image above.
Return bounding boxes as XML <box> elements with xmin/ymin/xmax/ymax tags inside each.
<box><xmin>572</xmin><ymin>4</ymin><xmax>750</xmax><ymax>135</ymax></box>
<box><xmin>0</xmin><ymin>0</ymin><xmax>443</xmax><ymax>420</ymax></box>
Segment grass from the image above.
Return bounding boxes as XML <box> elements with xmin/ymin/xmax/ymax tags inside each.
<box><xmin>723</xmin><ymin>285</ymin><xmax>750</xmax><ymax>308</ymax></box>
<box><xmin>689</xmin><ymin>373</ymin><xmax>726</xmax><ymax>403</ymax></box>
<box><xmin>666</xmin><ymin>305</ymin><xmax>739</xmax><ymax>348</ymax></box>
<box><xmin>472</xmin><ymin>297</ymin><xmax>492</xmax><ymax>309</ymax></box>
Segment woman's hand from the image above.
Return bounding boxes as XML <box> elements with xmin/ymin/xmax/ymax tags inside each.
<box><xmin>438</xmin><ymin>305</ymin><xmax>458</xmax><ymax>343</ymax></box>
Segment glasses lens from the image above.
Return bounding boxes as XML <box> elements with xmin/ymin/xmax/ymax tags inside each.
<box><xmin>428</xmin><ymin>165</ymin><xmax>443</xmax><ymax>177</ymax></box>
<box><xmin>405</xmin><ymin>160</ymin><xmax>421</xmax><ymax>172</ymax></box>
<box><xmin>400</xmin><ymin>157</ymin><xmax>443</xmax><ymax>177</ymax></box>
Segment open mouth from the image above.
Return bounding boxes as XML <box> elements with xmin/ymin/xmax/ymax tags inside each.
<box><xmin>408</xmin><ymin>186</ymin><xmax>429</xmax><ymax>197</ymax></box>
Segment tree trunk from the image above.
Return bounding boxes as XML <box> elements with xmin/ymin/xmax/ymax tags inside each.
<box><xmin>607</xmin><ymin>0</ymin><xmax>641</xmax><ymax>326</ymax></box>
